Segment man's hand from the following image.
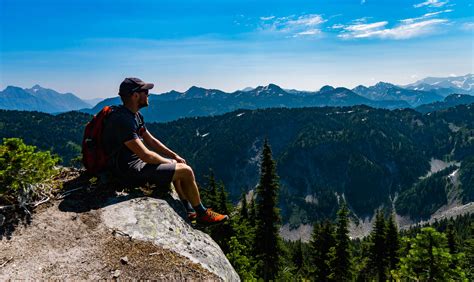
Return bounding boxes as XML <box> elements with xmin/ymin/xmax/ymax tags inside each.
<box><xmin>174</xmin><ymin>155</ymin><xmax>186</xmax><ymax>164</ymax></box>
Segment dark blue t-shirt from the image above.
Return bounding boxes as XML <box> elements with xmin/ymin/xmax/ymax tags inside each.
<box><xmin>102</xmin><ymin>105</ymin><xmax>147</xmax><ymax>171</ymax></box>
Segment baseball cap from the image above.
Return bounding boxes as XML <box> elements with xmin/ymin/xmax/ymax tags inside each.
<box><xmin>119</xmin><ymin>77</ymin><xmax>154</xmax><ymax>96</ymax></box>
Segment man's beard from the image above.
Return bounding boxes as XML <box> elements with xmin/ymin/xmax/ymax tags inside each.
<box><xmin>138</xmin><ymin>99</ymin><xmax>149</xmax><ymax>109</ymax></box>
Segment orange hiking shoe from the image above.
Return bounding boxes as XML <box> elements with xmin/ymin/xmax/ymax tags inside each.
<box><xmin>196</xmin><ymin>208</ymin><xmax>229</xmax><ymax>226</ymax></box>
<box><xmin>188</xmin><ymin>211</ymin><xmax>197</xmax><ymax>221</ymax></box>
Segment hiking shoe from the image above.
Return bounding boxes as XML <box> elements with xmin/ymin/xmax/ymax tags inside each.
<box><xmin>188</xmin><ymin>211</ymin><xmax>197</xmax><ymax>221</ymax></box>
<box><xmin>196</xmin><ymin>208</ymin><xmax>229</xmax><ymax>226</ymax></box>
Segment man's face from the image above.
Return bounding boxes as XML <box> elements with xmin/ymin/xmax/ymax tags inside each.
<box><xmin>136</xmin><ymin>90</ymin><xmax>149</xmax><ymax>108</ymax></box>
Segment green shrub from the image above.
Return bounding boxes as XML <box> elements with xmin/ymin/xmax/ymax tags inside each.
<box><xmin>0</xmin><ymin>138</ymin><xmax>60</xmax><ymax>206</ymax></box>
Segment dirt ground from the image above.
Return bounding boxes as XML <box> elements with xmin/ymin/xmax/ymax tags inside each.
<box><xmin>0</xmin><ymin>200</ymin><xmax>219</xmax><ymax>280</ymax></box>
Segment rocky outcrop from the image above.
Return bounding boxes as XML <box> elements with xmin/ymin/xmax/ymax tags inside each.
<box><xmin>0</xmin><ymin>173</ymin><xmax>239</xmax><ymax>281</ymax></box>
<box><xmin>101</xmin><ymin>194</ymin><xmax>239</xmax><ymax>281</ymax></box>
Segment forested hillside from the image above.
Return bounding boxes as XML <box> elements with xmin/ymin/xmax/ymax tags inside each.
<box><xmin>0</xmin><ymin>104</ymin><xmax>472</xmax><ymax>223</ymax></box>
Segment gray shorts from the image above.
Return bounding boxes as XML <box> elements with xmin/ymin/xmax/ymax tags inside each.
<box><xmin>119</xmin><ymin>159</ymin><xmax>176</xmax><ymax>188</ymax></box>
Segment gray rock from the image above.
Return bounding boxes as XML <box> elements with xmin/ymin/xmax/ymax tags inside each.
<box><xmin>112</xmin><ymin>269</ymin><xmax>121</xmax><ymax>278</ymax></box>
<box><xmin>101</xmin><ymin>191</ymin><xmax>239</xmax><ymax>281</ymax></box>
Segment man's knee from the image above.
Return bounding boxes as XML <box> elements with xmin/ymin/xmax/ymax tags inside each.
<box><xmin>175</xmin><ymin>163</ymin><xmax>195</xmax><ymax>180</ymax></box>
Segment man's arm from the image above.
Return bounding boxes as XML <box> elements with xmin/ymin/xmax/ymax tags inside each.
<box><xmin>124</xmin><ymin>138</ymin><xmax>173</xmax><ymax>164</ymax></box>
<box><xmin>142</xmin><ymin>130</ymin><xmax>186</xmax><ymax>163</ymax></box>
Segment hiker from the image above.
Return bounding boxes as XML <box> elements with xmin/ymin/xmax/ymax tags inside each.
<box><xmin>102</xmin><ymin>77</ymin><xmax>228</xmax><ymax>226</ymax></box>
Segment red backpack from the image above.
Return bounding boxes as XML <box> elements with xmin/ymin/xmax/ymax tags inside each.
<box><xmin>82</xmin><ymin>106</ymin><xmax>114</xmax><ymax>175</ymax></box>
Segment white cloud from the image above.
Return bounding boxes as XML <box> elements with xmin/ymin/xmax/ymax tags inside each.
<box><xmin>260</xmin><ymin>14</ymin><xmax>326</xmax><ymax>37</ymax></box>
<box><xmin>294</xmin><ymin>29</ymin><xmax>321</xmax><ymax>37</ymax></box>
<box><xmin>331</xmin><ymin>24</ymin><xmax>345</xmax><ymax>29</ymax></box>
<box><xmin>260</xmin><ymin>16</ymin><xmax>275</xmax><ymax>21</ymax></box>
<box><xmin>353</xmin><ymin>17</ymin><xmax>372</xmax><ymax>24</ymax></box>
<box><xmin>286</xmin><ymin>14</ymin><xmax>326</xmax><ymax>28</ymax></box>
<box><xmin>461</xmin><ymin>22</ymin><xmax>474</xmax><ymax>31</ymax></box>
<box><xmin>414</xmin><ymin>0</ymin><xmax>449</xmax><ymax>8</ymax></box>
<box><xmin>345</xmin><ymin>21</ymin><xmax>388</xmax><ymax>32</ymax></box>
<box><xmin>339</xmin><ymin>19</ymin><xmax>448</xmax><ymax>40</ymax></box>
<box><xmin>400</xmin><ymin>9</ymin><xmax>452</xmax><ymax>23</ymax></box>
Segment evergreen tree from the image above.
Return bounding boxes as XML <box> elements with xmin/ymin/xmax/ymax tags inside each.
<box><xmin>248</xmin><ymin>196</ymin><xmax>256</xmax><ymax>226</ymax></box>
<box><xmin>226</xmin><ymin>236</ymin><xmax>256</xmax><ymax>280</ymax></box>
<box><xmin>292</xmin><ymin>239</ymin><xmax>304</xmax><ymax>272</ymax></box>
<box><xmin>210</xmin><ymin>181</ymin><xmax>235</xmax><ymax>254</ymax></box>
<box><xmin>465</xmin><ymin>223</ymin><xmax>474</xmax><ymax>280</ymax></box>
<box><xmin>328</xmin><ymin>202</ymin><xmax>353</xmax><ymax>281</ymax></box>
<box><xmin>254</xmin><ymin>139</ymin><xmax>282</xmax><ymax>280</ymax></box>
<box><xmin>239</xmin><ymin>192</ymin><xmax>249</xmax><ymax>220</ymax></box>
<box><xmin>385</xmin><ymin>213</ymin><xmax>400</xmax><ymax>279</ymax></box>
<box><xmin>204</xmin><ymin>169</ymin><xmax>219</xmax><ymax>209</ymax></box>
<box><xmin>446</xmin><ymin>223</ymin><xmax>458</xmax><ymax>254</ymax></box>
<box><xmin>217</xmin><ymin>181</ymin><xmax>230</xmax><ymax>215</ymax></box>
<box><xmin>309</xmin><ymin>220</ymin><xmax>335</xmax><ymax>281</ymax></box>
<box><xmin>226</xmin><ymin>207</ymin><xmax>257</xmax><ymax>280</ymax></box>
<box><xmin>368</xmin><ymin>209</ymin><xmax>388</xmax><ymax>281</ymax></box>
<box><xmin>393</xmin><ymin>227</ymin><xmax>466</xmax><ymax>280</ymax></box>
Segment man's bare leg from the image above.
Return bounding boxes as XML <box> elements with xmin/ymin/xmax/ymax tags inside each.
<box><xmin>173</xmin><ymin>179</ymin><xmax>186</xmax><ymax>200</ymax></box>
<box><xmin>172</xmin><ymin>163</ymin><xmax>201</xmax><ymax>206</ymax></box>
<box><xmin>172</xmin><ymin>163</ymin><xmax>228</xmax><ymax>225</ymax></box>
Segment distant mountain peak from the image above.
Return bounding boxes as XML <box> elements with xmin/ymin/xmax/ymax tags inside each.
<box><xmin>352</xmin><ymin>85</ymin><xmax>368</xmax><ymax>91</ymax></box>
<box><xmin>264</xmin><ymin>83</ymin><xmax>283</xmax><ymax>91</ymax></box>
<box><xmin>182</xmin><ymin>86</ymin><xmax>225</xmax><ymax>99</ymax></box>
<box><xmin>254</xmin><ymin>83</ymin><xmax>284</xmax><ymax>92</ymax></box>
<box><xmin>4</xmin><ymin>85</ymin><xmax>23</xmax><ymax>91</ymax></box>
<box><xmin>319</xmin><ymin>85</ymin><xmax>335</xmax><ymax>93</ymax></box>
<box><xmin>241</xmin><ymin>87</ymin><xmax>254</xmax><ymax>92</ymax></box>
<box><xmin>375</xmin><ymin>81</ymin><xmax>396</xmax><ymax>88</ymax></box>
<box><xmin>186</xmin><ymin>86</ymin><xmax>205</xmax><ymax>92</ymax></box>
<box><xmin>407</xmin><ymin>73</ymin><xmax>474</xmax><ymax>92</ymax></box>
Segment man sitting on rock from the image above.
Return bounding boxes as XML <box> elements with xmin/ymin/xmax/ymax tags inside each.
<box><xmin>102</xmin><ymin>77</ymin><xmax>228</xmax><ymax>226</ymax></box>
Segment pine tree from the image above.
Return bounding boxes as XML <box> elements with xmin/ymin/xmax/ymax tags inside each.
<box><xmin>328</xmin><ymin>202</ymin><xmax>353</xmax><ymax>281</ymax></box>
<box><xmin>446</xmin><ymin>223</ymin><xmax>458</xmax><ymax>254</ymax></box>
<box><xmin>309</xmin><ymin>220</ymin><xmax>335</xmax><ymax>281</ymax></box>
<box><xmin>206</xmin><ymin>170</ymin><xmax>218</xmax><ymax>208</ymax></box>
<box><xmin>368</xmin><ymin>209</ymin><xmax>388</xmax><ymax>281</ymax></box>
<box><xmin>211</xmin><ymin>181</ymin><xmax>235</xmax><ymax>254</ymax></box>
<box><xmin>204</xmin><ymin>169</ymin><xmax>219</xmax><ymax>209</ymax></box>
<box><xmin>217</xmin><ymin>181</ymin><xmax>230</xmax><ymax>215</ymax></box>
<box><xmin>465</xmin><ymin>223</ymin><xmax>474</xmax><ymax>280</ymax></box>
<box><xmin>393</xmin><ymin>227</ymin><xmax>466</xmax><ymax>280</ymax></box>
<box><xmin>240</xmin><ymin>192</ymin><xmax>249</xmax><ymax>220</ymax></box>
<box><xmin>385</xmin><ymin>213</ymin><xmax>400</xmax><ymax>279</ymax></box>
<box><xmin>254</xmin><ymin>139</ymin><xmax>282</xmax><ymax>280</ymax></box>
<box><xmin>248</xmin><ymin>196</ymin><xmax>256</xmax><ymax>226</ymax></box>
<box><xmin>292</xmin><ymin>240</ymin><xmax>304</xmax><ymax>272</ymax></box>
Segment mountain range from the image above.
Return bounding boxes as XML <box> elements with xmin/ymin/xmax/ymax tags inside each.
<box><xmin>0</xmin><ymin>85</ymin><xmax>91</xmax><ymax>113</ymax></box>
<box><xmin>1</xmin><ymin>74</ymin><xmax>472</xmax><ymax>121</ymax></box>
<box><xmin>404</xmin><ymin>73</ymin><xmax>474</xmax><ymax>94</ymax></box>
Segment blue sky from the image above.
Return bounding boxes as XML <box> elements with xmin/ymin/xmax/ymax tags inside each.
<box><xmin>1</xmin><ymin>0</ymin><xmax>473</xmax><ymax>99</ymax></box>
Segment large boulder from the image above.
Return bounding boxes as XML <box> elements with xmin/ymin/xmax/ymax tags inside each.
<box><xmin>101</xmin><ymin>195</ymin><xmax>240</xmax><ymax>281</ymax></box>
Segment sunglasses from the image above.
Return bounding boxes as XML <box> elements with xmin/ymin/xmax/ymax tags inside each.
<box><xmin>138</xmin><ymin>89</ymin><xmax>150</xmax><ymax>96</ymax></box>
<box><xmin>131</xmin><ymin>85</ymin><xmax>149</xmax><ymax>96</ymax></box>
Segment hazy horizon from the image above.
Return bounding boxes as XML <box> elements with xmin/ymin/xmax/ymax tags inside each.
<box><xmin>1</xmin><ymin>73</ymin><xmax>473</xmax><ymax>101</ymax></box>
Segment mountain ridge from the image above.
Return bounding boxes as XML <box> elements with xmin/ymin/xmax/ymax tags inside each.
<box><xmin>2</xmin><ymin>74</ymin><xmax>472</xmax><ymax>120</ymax></box>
